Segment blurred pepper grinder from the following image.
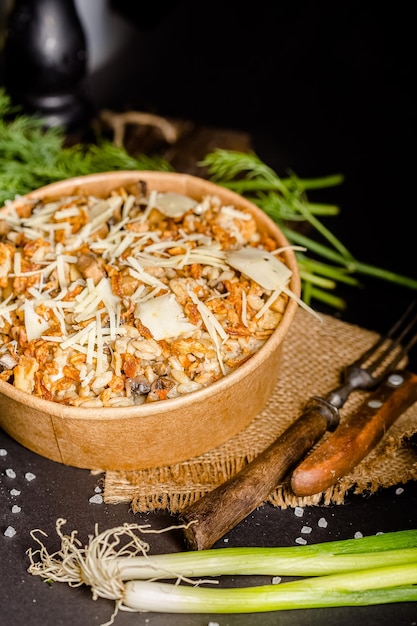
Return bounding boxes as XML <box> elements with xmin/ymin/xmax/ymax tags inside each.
<box><xmin>3</xmin><ymin>0</ymin><xmax>91</xmax><ymax>133</ymax></box>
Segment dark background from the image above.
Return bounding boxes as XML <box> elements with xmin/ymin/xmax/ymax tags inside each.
<box><xmin>100</xmin><ymin>0</ymin><xmax>415</xmax><ymax>333</ymax></box>
<box><xmin>0</xmin><ymin>0</ymin><xmax>415</xmax><ymax>333</ymax></box>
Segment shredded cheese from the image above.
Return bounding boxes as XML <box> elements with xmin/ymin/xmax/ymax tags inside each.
<box><xmin>188</xmin><ymin>290</ymin><xmax>228</xmax><ymax>375</ymax></box>
<box><xmin>0</xmin><ymin>186</ymin><xmax>296</xmax><ymax>406</ymax></box>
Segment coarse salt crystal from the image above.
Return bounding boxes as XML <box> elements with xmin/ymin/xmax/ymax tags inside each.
<box><xmin>295</xmin><ymin>537</ymin><xmax>307</xmax><ymax>545</ymax></box>
<box><xmin>294</xmin><ymin>506</ymin><xmax>304</xmax><ymax>517</ymax></box>
<box><xmin>4</xmin><ymin>526</ymin><xmax>16</xmax><ymax>537</ymax></box>
<box><xmin>5</xmin><ymin>468</ymin><xmax>16</xmax><ymax>478</ymax></box>
<box><xmin>89</xmin><ymin>493</ymin><xmax>103</xmax><ymax>504</ymax></box>
<box><xmin>208</xmin><ymin>623</ymin><xmax>220</xmax><ymax>626</ymax></box>
<box><xmin>11</xmin><ymin>505</ymin><xmax>21</xmax><ymax>513</ymax></box>
<box><xmin>318</xmin><ymin>517</ymin><xmax>328</xmax><ymax>528</ymax></box>
<box><xmin>94</xmin><ymin>485</ymin><xmax>102</xmax><ymax>493</ymax></box>
<box><xmin>354</xmin><ymin>531</ymin><xmax>363</xmax><ymax>539</ymax></box>
<box><xmin>272</xmin><ymin>576</ymin><xmax>282</xmax><ymax>584</ymax></box>
<box><xmin>301</xmin><ymin>525</ymin><xmax>312</xmax><ymax>534</ymax></box>
<box><xmin>395</xmin><ymin>487</ymin><xmax>404</xmax><ymax>495</ymax></box>
<box><xmin>25</xmin><ymin>472</ymin><xmax>36</xmax><ymax>481</ymax></box>
<box><xmin>0</xmin><ymin>448</ymin><xmax>7</xmax><ymax>456</ymax></box>
<box><xmin>10</xmin><ymin>489</ymin><xmax>21</xmax><ymax>496</ymax></box>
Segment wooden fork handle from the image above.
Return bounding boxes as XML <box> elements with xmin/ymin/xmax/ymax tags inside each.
<box><xmin>291</xmin><ymin>369</ymin><xmax>417</xmax><ymax>497</ymax></box>
<box><xmin>179</xmin><ymin>405</ymin><xmax>333</xmax><ymax>550</ymax></box>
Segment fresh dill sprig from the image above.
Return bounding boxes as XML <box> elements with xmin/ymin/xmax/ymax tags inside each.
<box><xmin>200</xmin><ymin>149</ymin><xmax>417</xmax><ymax>309</ymax></box>
<box><xmin>0</xmin><ymin>89</ymin><xmax>172</xmax><ymax>204</ymax></box>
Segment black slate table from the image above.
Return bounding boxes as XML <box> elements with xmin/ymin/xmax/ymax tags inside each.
<box><xmin>1</xmin><ymin>3</ymin><xmax>416</xmax><ymax>624</ymax></box>
<box><xmin>1</xmin><ymin>424</ymin><xmax>417</xmax><ymax>626</ymax></box>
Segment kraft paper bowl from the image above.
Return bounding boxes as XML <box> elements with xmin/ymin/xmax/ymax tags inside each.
<box><xmin>0</xmin><ymin>171</ymin><xmax>300</xmax><ymax>470</ymax></box>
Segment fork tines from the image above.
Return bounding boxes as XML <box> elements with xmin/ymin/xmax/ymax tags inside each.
<box><xmin>356</xmin><ymin>300</ymin><xmax>417</xmax><ymax>375</ymax></box>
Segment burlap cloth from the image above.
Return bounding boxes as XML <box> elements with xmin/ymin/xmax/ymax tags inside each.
<box><xmin>103</xmin><ymin>308</ymin><xmax>417</xmax><ymax>513</ymax></box>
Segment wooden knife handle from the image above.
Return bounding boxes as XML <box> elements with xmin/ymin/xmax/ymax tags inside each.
<box><xmin>179</xmin><ymin>405</ymin><xmax>332</xmax><ymax>550</ymax></box>
<box><xmin>291</xmin><ymin>369</ymin><xmax>417</xmax><ymax>497</ymax></box>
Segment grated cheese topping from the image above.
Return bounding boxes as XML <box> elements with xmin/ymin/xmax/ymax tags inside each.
<box><xmin>0</xmin><ymin>184</ymin><xmax>295</xmax><ymax>407</ymax></box>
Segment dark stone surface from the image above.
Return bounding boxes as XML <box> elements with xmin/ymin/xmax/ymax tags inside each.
<box><xmin>2</xmin><ymin>427</ymin><xmax>417</xmax><ymax>626</ymax></box>
<box><xmin>1</xmin><ymin>3</ymin><xmax>416</xmax><ymax>625</ymax></box>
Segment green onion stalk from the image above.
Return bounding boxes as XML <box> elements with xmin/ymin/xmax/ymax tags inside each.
<box><xmin>27</xmin><ymin>521</ymin><xmax>417</xmax><ymax>621</ymax></box>
<box><xmin>123</xmin><ymin>570</ymin><xmax>417</xmax><ymax>613</ymax></box>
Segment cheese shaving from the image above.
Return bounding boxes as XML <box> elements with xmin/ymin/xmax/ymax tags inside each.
<box><xmin>135</xmin><ymin>294</ymin><xmax>197</xmax><ymax>341</ymax></box>
<box><xmin>226</xmin><ymin>247</ymin><xmax>292</xmax><ymax>291</ymax></box>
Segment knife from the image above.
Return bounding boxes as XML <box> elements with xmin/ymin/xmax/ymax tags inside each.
<box><xmin>290</xmin><ymin>368</ymin><xmax>417</xmax><ymax>497</ymax></box>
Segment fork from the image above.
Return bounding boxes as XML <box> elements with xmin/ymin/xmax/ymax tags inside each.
<box><xmin>291</xmin><ymin>300</ymin><xmax>417</xmax><ymax>496</ymax></box>
<box><xmin>321</xmin><ymin>299</ymin><xmax>417</xmax><ymax>410</ymax></box>
<box><xmin>180</xmin><ymin>302</ymin><xmax>417</xmax><ymax>550</ymax></box>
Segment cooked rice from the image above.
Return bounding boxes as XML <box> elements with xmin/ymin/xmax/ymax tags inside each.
<box><xmin>0</xmin><ymin>183</ymin><xmax>292</xmax><ymax>407</ymax></box>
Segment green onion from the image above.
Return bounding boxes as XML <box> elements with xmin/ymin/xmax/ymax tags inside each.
<box><xmin>123</xmin><ymin>569</ymin><xmax>417</xmax><ymax>613</ymax></box>
<box><xmin>105</xmin><ymin>529</ymin><xmax>417</xmax><ymax>580</ymax></box>
<box><xmin>27</xmin><ymin>521</ymin><xmax>417</xmax><ymax>620</ymax></box>
<box><xmin>110</xmin><ymin>545</ymin><xmax>417</xmax><ymax>580</ymax></box>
